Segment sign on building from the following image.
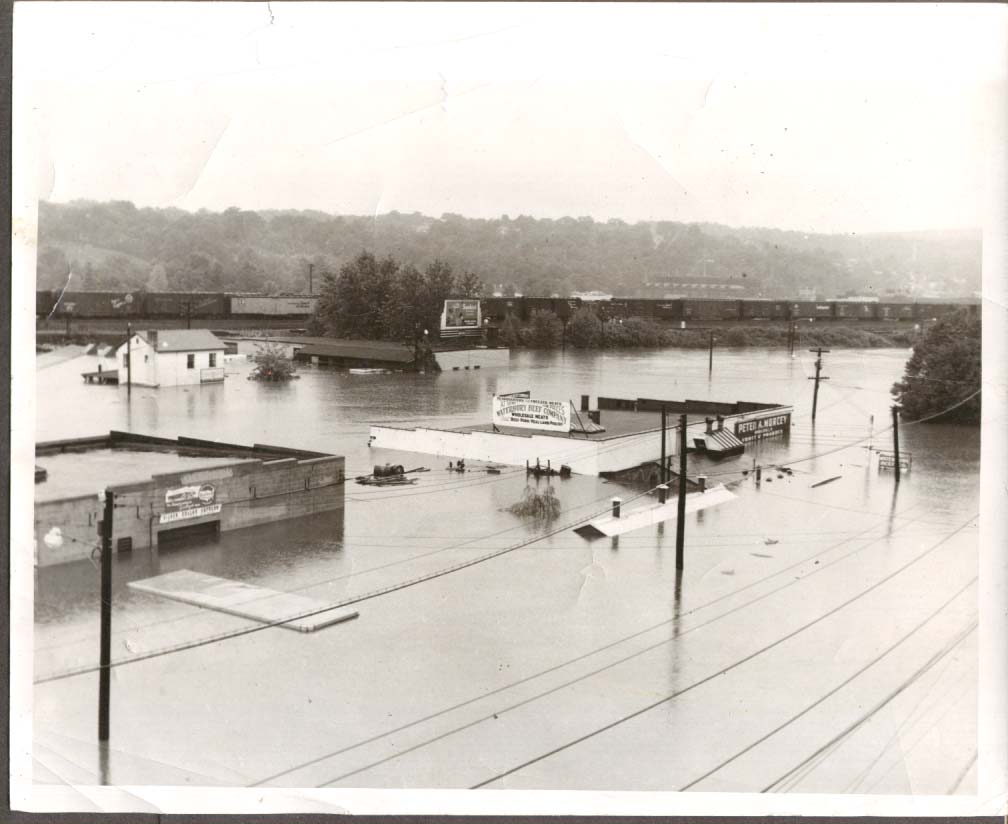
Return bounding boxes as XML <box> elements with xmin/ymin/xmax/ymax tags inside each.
<box><xmin>734</xmin><ymin>410</ymin><xmax>792</xmax><ymax>441</ymax></box>
<box><xmin>165</xmin><ymin>483</ymin><xmax>216</xmax><ymax>509</ymax></box>
<box><xmin>492</xmin><ymin>396</ymin><xmax>571</xmax><ymax>432</ymax></box>
<box><xmin>441</xmin><ymin>299</ymin><xmax>481</xmax><ymax>331</ymax></box>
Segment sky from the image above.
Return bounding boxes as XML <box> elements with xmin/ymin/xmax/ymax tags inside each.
<box><xmin>13</xmin><ymin>2</ymin><xmax>1008</xmax><ymax>234</ymax></box>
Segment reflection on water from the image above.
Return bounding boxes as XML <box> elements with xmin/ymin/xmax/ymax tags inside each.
<box><xmin>35</xmin><ymin>509</ymin><xmax>345</xmax><ymax>626</ymax></box>
<box><xmin>30</xmin><ymin>345</ymin><xmax>981</xmax><ymax>792</ymax></box>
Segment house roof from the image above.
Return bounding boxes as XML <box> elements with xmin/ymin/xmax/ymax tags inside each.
<box><xmin>126</xmin><ymin>329</ymin><xmax>225</xmax><ymax>353</ymax></box>
<box><xmin>294</xmin><ymin>340</ymin><xmax>415</xmax><ymax>363</ymax></box>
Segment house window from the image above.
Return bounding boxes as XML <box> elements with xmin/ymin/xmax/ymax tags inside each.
<box><xmin>187</xmin><ymin>353</ymin><xmax>195</xmax><ymax>369</ymax></box>
<box><xmin>209</xmin><ymin>353</ymin><xmax>217</xmax><ymax>367</ymax></box>
<box><xmin>122</xmin><ymin>353</ymin><xmax>129</xmax><ymax>367</ymax></box>
<box><xmin>144</xmin><ymin>354</ymin><xmax>149</xmax><ymax>363</ymax></box>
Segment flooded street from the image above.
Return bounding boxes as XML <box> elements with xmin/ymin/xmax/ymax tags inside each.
<box><xmin>31</xmin><ymin>345</ymin><xmax>979</xmax><ymax>793</ymax></box>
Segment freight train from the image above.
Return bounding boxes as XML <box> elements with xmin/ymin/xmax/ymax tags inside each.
<box><xmin>36</xmin><ymin>290</ymin><xmax>977</xmax><ymax>326</ymax></box>
<box><xmin>479</xmin><ymin>296</ymin><xmax>978</xmax><ymax>324</ymax></box>
<box><xmin>35</xmin><ymin>291</ymin><xmax>320</xmax><ymax>320</ymax></box>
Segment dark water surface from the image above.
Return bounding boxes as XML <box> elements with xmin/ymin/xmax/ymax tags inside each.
<box><xmin>32</xmin><ymin>346</ymin><xmax>980</xmax><ymax>793</ymax></box>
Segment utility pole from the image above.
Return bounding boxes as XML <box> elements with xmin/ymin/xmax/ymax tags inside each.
<box><xmin>126</xmin><ymin>322</ymin><xmax>132</xmax><ymax>398</ymax></box>
<box><xmin>186</xmin><ymin>301</ymin><xmax>192</xmax><ymax>330</ymax></box>
<box><xmin>708</xmin><ymin>330</ymin><xmax>714</xmax><ymax>374</ymax></box>
<box><xmin>891</xmin><ymin>405</ymin><xmax>901</xmax><ymax>484</ymax></box>
<box><xmin>308</xmin><ymin>263</ymin><xmax>314</xmax><ymax>295</ymax></box>
<box><xmin>675</xmin><ymin>413</ymin><xmax>687</xmax><ymax>570</ymax></box>
<box><xmin>660</xmin><ymin>405</ymin><xmax>667</xmax><ymax>485</ymax></box>
<box><xmin>98</xmin><ymin>489</ymin><xmax>113</xmax><ymax>742</ymax></box>
<box><xmin>808</xmin><ymin>347</ymin><xmax>830</xmax><ymax>421</ymax></box>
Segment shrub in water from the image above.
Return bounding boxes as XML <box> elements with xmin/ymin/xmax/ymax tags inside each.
<box><xmin>508</xmin><ymin>485</ymin><xmax>562</xmax><ymax>520</ymax></box>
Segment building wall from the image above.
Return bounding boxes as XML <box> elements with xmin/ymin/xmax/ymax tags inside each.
<box><xmin>369</xmin><ymin>424</ymin><xmax>698</xmax><ymax>475</ymax></box>
<box><xmin>115</xmin><ymin>337</ymin><xmax>224</xmax><ymax>387</ymax></box>
<box><xmin>370</xmin><ymin>407</ymin><xmax>791</xmax><ymax>476</ymax></box>
<box><xmin>434</xmin><ymin>349</ymin><xmax>510</xmax><ymax>370</ymax></box>
<box><xmin>116</xmin><ymin>335</ymin><xmax>157</xmax><ymax>386</ymax></box>
<box><xmin>154</xmin><ymin>349</ymin><xmax>224</xmax><ymax>387</ymax></box>
<box><xmin>34</xmin><ymin>454</ymin><xmax>345</xmax><ymax>566</ymax></box>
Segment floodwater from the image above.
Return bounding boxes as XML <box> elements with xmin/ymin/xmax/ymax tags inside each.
<box><xmin>29</xmin><ymin>345</ymin><xmax>980</xmax><ymax>794</ymax></box>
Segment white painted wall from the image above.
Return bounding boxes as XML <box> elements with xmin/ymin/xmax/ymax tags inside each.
<box><xmin>115</xmin><ymin>337</ymin><xmax>224</xmax><ymax>387</ymax></box>
<box><xmin>155</xmin><ymin>350</ymin><xmax>222</xmax><ymax>387</ymax></box>
<box><xmin>435</xmin><ymin>348</ymin><xmax>510</xmax><ymax>370</ymax></box>
<box><xmin>115</xmin><ymin>335</ymin><xmax>157</xmax><ymax>386</ymax></box>
<box><xmin>371</xmin><ymin>407</ymin><xmax>791</xmax><ymax>476</ymax></box>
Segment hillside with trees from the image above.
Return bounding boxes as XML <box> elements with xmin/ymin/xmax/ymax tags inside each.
<box><xmin>35</xmin><ymin>200</ymin><xmax>981</xmax><ymax>300</ymax></box>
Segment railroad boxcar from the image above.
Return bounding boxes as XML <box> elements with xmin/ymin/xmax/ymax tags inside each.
<box><xmin>58</xmin><ymin>290</ymin><xmax>144</xmax><ymax>318</ymax></box>
<box><xmin>834</xmin><ymin>301</ymin><xmax>877</xmax><ymax>321</ymax></box>
<box><xmin>912</xmin><ymin>302</ymin><xmax>963</xmax><ymax>322</ymax></box>
<box><xmin>605</xmin><ymin>299</ymin><xmax>632</xmax><ymax>320</ymax></box>
<box><xmin>145</xmin><ymin>292</ymin><xmax>189</xmax><ymax>318</ymax></box>
<box><xmin>740</xmin><ymin>299</ymin><xmax>775</xmax><ymax>320</ymax></box>
<box><xmin>789</xmin><ymin>302</ymin><xmax>835</xmax><ymax>320</ymax></box>
<box><xmin>479</xmin><ymin>297</ymin><xmax>517</xmax><ymax>322</ymax></box>
<box><xmin>36</xmin><ymin>289</ymin><xmax>58</xmax><ymax>316</ymax></box>
<box><xmin>682</xmin><ymin>298</ymin><xmax>743</xmax><ymax>321</ymax></box>
<box><xmin>652</xmin><ymin>300</ymin><xmax>683</xmax><ymax>321</ymax></box>
<box><xmin>875</xmin><ymin>302</ymin><xmax>915</xmax><ymax>321</ymax></box>
<box><xmin>624</xmin><ymin>299</ymin><xmax>657</xmax><ymax>320</ymax></box>
<box><xmin>229</xmin><ymin>294</ymin><xmax>318</xmax><ymax>317</ymax></box>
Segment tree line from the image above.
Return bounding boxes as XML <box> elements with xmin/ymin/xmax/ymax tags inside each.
<box><xmin>35</xmin><ymin>200</ymin><xmax>981</xmax><ymax>300</ymax></box>
<box><xmin>309</xmin><ymin>251</ymin><xmax>481</xmax><ymax>341</ymax></box>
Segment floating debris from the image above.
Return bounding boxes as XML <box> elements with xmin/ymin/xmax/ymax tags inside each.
<box><xmin>810</xmin><ymin>475</ymin><xmax>843</xmax><ymax>488</ymax></box>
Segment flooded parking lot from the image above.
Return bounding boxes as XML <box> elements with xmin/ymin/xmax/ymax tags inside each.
<box><xmin>30</xmin><ymin>345</ymin><xmax>979</xmax><ymax>793</ymax></box>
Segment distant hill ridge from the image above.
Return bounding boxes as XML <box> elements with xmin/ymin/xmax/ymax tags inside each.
<box><xmin>36</xmin><ymin>200</ymin><xmax>981</xmax><ymax>300</ymax></box>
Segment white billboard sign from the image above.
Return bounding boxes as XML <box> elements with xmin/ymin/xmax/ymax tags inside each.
<box><xmin>441</xmin><ymin>299</ymin><xmax>481</xmax><ymax>331</ymax></box>
<box><xmin>492</xmin><ymin>396</ymin><xmax>571</xmax><ymax>432</ymax></box>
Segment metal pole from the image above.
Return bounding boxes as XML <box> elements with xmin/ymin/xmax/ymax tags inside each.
<box><xmin>660</xmin><ymin>405</ymin><xmax>667</xmax><ymax>485</ymax></box>
<box><xmin>308</xmin><ymin>263</ymin><xmax>314</xmax><ymax>295</ymax></box>
<box><xmin>892</xmin><ymin>405</ymin><xmax>901</xmax><ymax>484</ymax></box>
<box><xmin>675</xmin><ymin>413</ymin><xmax>687</xmax><ymax>570</ymax></box>
<box><xmin>708</xmin><ymin>331</ymin><xmax>714</xmax><ymax>374</ymax></box>
<box><xmin>126</xmin><ymin>322</ymin><xmax>132</xmax><ymax>398</ymax></box>
<box><xmin>186</xmin><ymin>301</ymin><xmax>192</xmax><ymax>330</ymax></box>
<box><xmin>98</xmin><ymin>489</ymin><xmax>113</xmax><ymax>741</ymax></box>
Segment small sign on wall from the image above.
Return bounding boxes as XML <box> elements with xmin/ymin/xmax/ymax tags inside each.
<box><xmin>159</xmin><ymin>503</ymin><xmax>222</xmax><ymax>525</ymax></box>
<box><xmin>165</xmin><ymin>483</ymin><xmax>216</xmax><ymax>509</ymax></box>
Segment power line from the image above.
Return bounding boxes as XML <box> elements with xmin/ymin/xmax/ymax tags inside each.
<box><xmin>34</xmin><ymin>483</ymin><xmax>662</xmax><ymax>685</ymax></box>
<box><xmin>678</xmin><ymin>576</ymin><xmax>976</xmax><ymax>790</ymax></box>
<box><xmin>257</xmin><ymin>505</ymin><xmax>933</xmax><ymax>788</ymax></box>
<box><xmin>467</xmin><ymin>514</ymin><xmax>976</xmax><ymax>789</ymax></box>
<box><xmin>761</xmin><ymin>620</ymin><xmax>978</xmax><ymax>793</ymax></box>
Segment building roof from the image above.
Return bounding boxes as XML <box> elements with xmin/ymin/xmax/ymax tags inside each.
<box><xmin>132</xmin><ymin>329</ymin><xmax>226</xmax><ymax>353</ymax></box>
<box><xmin>295</xmin><ymin>340</ymin><xmax>415</xmax><ymax>363</ymax></box>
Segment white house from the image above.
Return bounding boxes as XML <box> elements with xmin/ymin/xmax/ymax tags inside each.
<box><xmin>116</xmin><ymin>329</ymin><xmax>226</xmax><ymax>388</ymax></box>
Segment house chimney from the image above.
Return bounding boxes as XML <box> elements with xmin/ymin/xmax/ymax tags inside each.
<box><xmin>148</xmin><ymin>330</ymin><xmax>158</xmax><ymax>347</ymax></box>
<box><xmin>705</xmin><ymin>417</ymin><xmax>714</xmax><ymax>434</ymax></box>
<box><xmin>716</xmin><ymin>414</ymin><xmax>724</xmax><ymax>432</ymax></box>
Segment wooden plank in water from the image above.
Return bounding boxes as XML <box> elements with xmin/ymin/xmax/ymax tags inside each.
<box><xmin>129</xmin><ymin>569</ymin><xmax>358</xmax><ymax>632</ymax></box>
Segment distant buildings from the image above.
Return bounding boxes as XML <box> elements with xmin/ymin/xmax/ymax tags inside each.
<box><xmin>116</xmin><ymin>329</ymin><xmax>226</xmax><ymax>388</ymax></box>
